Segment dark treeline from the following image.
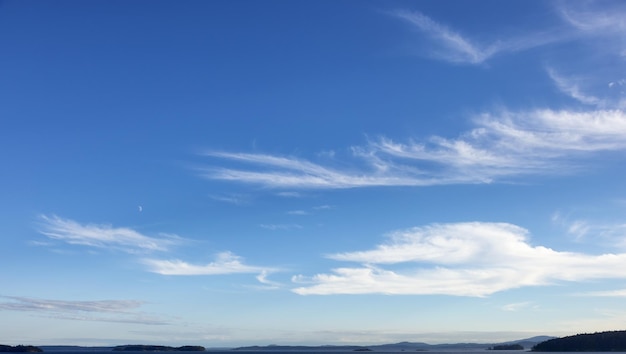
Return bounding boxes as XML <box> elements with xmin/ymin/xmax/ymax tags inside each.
<box><xmin>0</xmin><ymin>346</ymin><xmax>43</xmax><ymax>353</ymax></box>
<box><xmin>488</xmin><ymin>344</ymin><xmax>524</xmax><ymax>350</ymax></box>
<box><xmin>532</xmin><ymin>330</ymin><xmax>626</xmax><ymax>351</ymax></box>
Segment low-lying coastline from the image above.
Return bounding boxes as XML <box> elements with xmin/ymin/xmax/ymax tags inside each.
<box><xmin>113</xmin><ymin>346</ymin><xmax>205</xmax><ymax>352</ymax></box>
<box><xmin>7</xmin><ymin>331</ymin><xmax>626</xmax><ymax>353</ymax></box>
<box><xmin>0</xmin><ymin>345</ymin><xmax>43</xmax><ymax>353</ymax></box>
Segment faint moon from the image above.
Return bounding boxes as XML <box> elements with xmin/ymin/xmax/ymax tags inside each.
<box><xmin>138</xmin><ymin>205</ymin><xmax>143</xmax><ymax>212</ymax></box>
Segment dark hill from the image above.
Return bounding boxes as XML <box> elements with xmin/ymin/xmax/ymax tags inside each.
<box><xmin>532</xmin><ymin>330</ymin><xmax>626</xmax><ymax>351</ymax></box>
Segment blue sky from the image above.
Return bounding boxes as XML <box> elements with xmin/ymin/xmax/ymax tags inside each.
<box><xmin>2</xmin><ymin>0</ymin><xmax>626</xmax><ymax>347</ymax></box>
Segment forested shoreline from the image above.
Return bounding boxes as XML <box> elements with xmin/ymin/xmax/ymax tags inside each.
<box><xmin>532</xmin><ymin>330</ymin><xmax>626</xmax><ymax>351</ymax></box>
<box><xmin>0</xmin><ymin>346</ymin><xmax>43</xmax><ymax>353</ymax></box>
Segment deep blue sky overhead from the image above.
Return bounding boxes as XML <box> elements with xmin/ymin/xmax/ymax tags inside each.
<box><xmin>2</xmin><ymin>0</ymin><xmax>626</xmax><ymax>347</ymax></box>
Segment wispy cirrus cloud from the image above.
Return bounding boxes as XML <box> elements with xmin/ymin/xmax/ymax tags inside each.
<box><xmin>259</xmin><ymin>223</ymin><xmax>302</xmax><ymax>231</ymax></box>
<box><xmin>199</xmin><ymin>151</ymin><xmax>422</xmax><ymax>189</ymax></box>
<box><xmin>276</xmin><ymin>191</ymin><xmax>304</xmax><ymax>198</ymax></box>
<box><xmin>501</xmin><ymin>302</ymin><xmax>536</xmax><ymax>312</ymax></box>
<box><xmin>392</xmin><ymin>3</ymin><xmax>626</xmax><ymax>65</ymax></box>
<box><xmin>547</xmin><ymin>66</ymin><xmax>626</xmax><ymax>110</ymax></box>
<box><xmin>38</xmin><ymin>215</ymin><xmax>181</xmax><ymax>253</ymax></box>
<box><xmin>553</xmin><ymin>212</ymin><xmax>626</xmax><ymax>249</ymax></box>
<box><xmin>558</xmin><ymin>2</ymin><xmax>626</xmax><ymax>37</ymax></box>
<box><xmin>209</xmin><ymin>193</ymin><xmax>251</xmax><ymax>205</ymax></box>
<box><xmin>547</xmin><ymin>68</ymin><xmax>604</xmax><ymax>106</ymax></box>
<box><xmin>287</xmin><ymin>210</ymin><xmax>309</xmax><ymax>216</ymax></box>
<box><xmin>37</xmin><ymin>216</ymin><xmax>279</xmax><ymax>286</ymax></box>
<box><xmin>200</xmin><ymin>108</ymin><xmax>626</xmax><ymax>189</ymax></box>
<box><xmin>291</xmin><ymin>222</ymin><xmax>626</xmax><ymax>296</ymax></box>
<box><xmin>0</xmin><ymin>296</ymin><xmax>167</xmax><ymax>325</ymax></box>
<box><xmin>391</xmin><ymin>10</ymin><xmax>566</xmax><ymax>65</ymax></box>
<box><xmin>143</xmin><ymin>251</ymin><xmax>275</xmax><ymax>276</ymax></box>
<box><xmin>0</xmin><ymin>296</ymin><xmax>142</xmax><ymax>313</ymax></box>
<box><xmin>580</xmin><ymin>289</ymin><xmax>626</xmax><ymax>297</ymax></box>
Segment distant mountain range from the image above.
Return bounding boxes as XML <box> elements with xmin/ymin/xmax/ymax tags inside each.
<box><xmin>232</xmin><ymin>336</ymin><xmax>556</xmax><ymax>351</ymax></box>
<box><xmin>33</xmin><ymin>332</ymin><xmax>626</xmax><ymax>352</ymax></box>
<box><xmin>30</xmin><ymin>337</ymin><xmax>556</xmax><ymax>353</ymax></box>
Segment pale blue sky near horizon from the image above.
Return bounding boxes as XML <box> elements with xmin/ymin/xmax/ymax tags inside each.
<box><xmin>2</xmin><ymin>0</ymin><xmax>626</xmax><ymax>347</ymax></box>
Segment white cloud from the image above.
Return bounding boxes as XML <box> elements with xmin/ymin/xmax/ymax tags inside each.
<box><xmin>292</xmin><ymin>222</ymin><xmax>626</xmax><ymax>296</ymax></box>
<box><xmin>391</xmin><ymin>10</ymin><xmax>566</xmax><ymax>65</ymax></box>
<box><xmin>37</xmin><ymin>215</ymin><xmax>281</xmax><ymax>285</ymax></box>
<box><xmin>143</xmin><ymin>251</ymin><xmax>273</xmax><ymax>276</ymax></box>
<box><xmin>255</xmin><ymin>270</ymin><xmax>283</xmax><ymax>289</ymax></box>
<box><xmin>201</xmin><ymin>108</ymin><xmax>626</xmax><ymax>189</ymax></box>
<box><xmin>38</xmin><ymin>215</ymin><xmax>180</xmax><ymax>253</ymax></box>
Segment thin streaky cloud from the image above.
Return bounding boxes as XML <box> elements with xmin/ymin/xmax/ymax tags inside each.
<box><xmin>38</xmin><ymin>215</ymin><xmax>181</xmax><ymax>253</ymax></box>
<box><xmin>143</xmin><ymin>251</ymin><xmax>275</xmax><ymax>276</ymax></box>
<box><xmin>553</xmin><ymin>213</ymin><xmax>626</xmax><ymax>248</ymax></box>
<box><xmin>287</xmin><ymin>210</ymin><xmax>308</xmax><ymax>215</ymax></box>
<box><xmin>547</xmin><ymin>67</ymin><xmax>626</xmax><ymax>110</ymax></box>
<box><xmin>392</xmin><ymin>10</ymin><xmax>490</xmax><ymax>64</ymax></box>
<box><xmin>558</xmin><ymin>3</ymin><xmax>626</xmax><ymax>35</ymax></box>
<box><xmin>0</xmin><ymin>296</ymin><xmax>168</xmax><ymax>325</ymax></box>
<box><xmin>259</xmin><ymin>223</ymin><xmax>302</xmax><ymax>231</ymax></box>
<box><xmin>209</xmin><ymin>193</ymin><xmax>251</xmax><ymax>205</ymax></box>
<box><xmin>200</xmin><ymin>151</ymin><xmax>427</xmax><ymax>188</ymax></box>
<box><xmin>292</xmin><ymin>222</ymin><xmax>626</xmax><ymax>296</ymax></box>
<box><xmin>567</xmin><ymin>220</ymin><xmax>591</xmax><ymax>240</ymax></box>
<box><xmin>28</xmin><ymin>240</ymin><xmax>53</xmax><ymax>247</ymax></box>
<box><xmin>0</xmin><ymin>296</ymin><xmax>143</xmax><ymax>313</ymax></box>
<box><xmin>580</xmin><ymin>289</ymin><xmax>626</xmax><ymax>297</ymax></box>
<box><xmin>501</xmin><ymin>302</ymin><xmax>535</xmax><ymax>312</ymax></box>
<box><xmin>391</xmin><ymin>10</ymin><xmax>567</xmax><ymax>64</ymax></box>
<box><xmin>201</xmin><ymin>108</ymin><xmax>626</xmax><ymax>189</ymax></box>
<box><xmin>205</xmin><ymin>151</ymin><xmax>331</xmax><ymax>174</ymax></box>
<box><xmin>40</xmin><ymin>313</ymin><xmax>169</xmax><ymax>326</ymax></box>
<box><xmin>276</xmin><ymin>191</ymin><xmax>303</xmax><ymax>198</ymax></box>
<box><xmin>394</xmin><ymin>4</ymin><xmax>626</xmax><ymax>66</ymax></box>
<box><xmin>200</xmin><ymin>159</ymin><xmax>428</xmax><ymax>189</ymax></box>
<box><xmin>547</xmin><ymin>68</ymin><xmax>603</xmax><ymax>106</ymax></box>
